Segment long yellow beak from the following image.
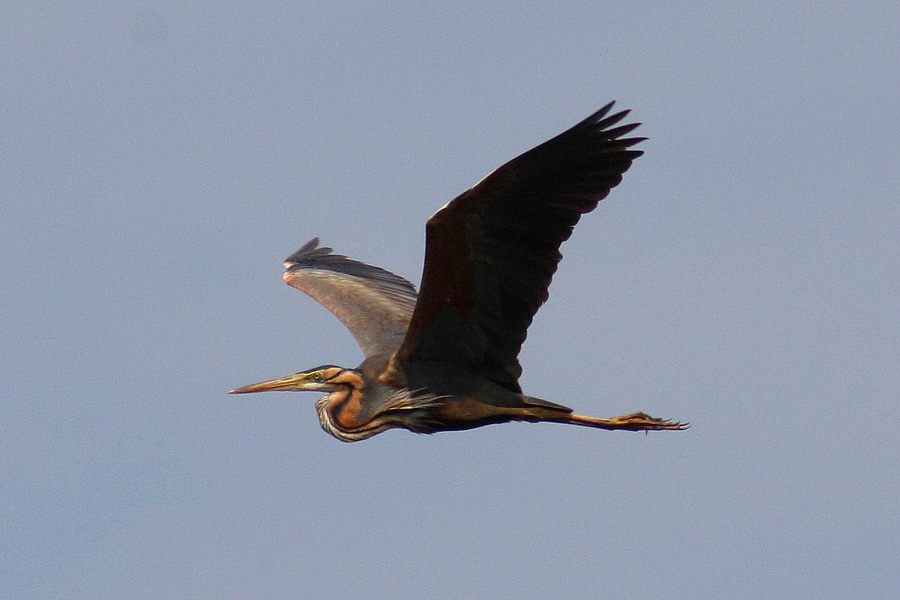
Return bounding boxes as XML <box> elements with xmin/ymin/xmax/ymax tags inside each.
<box><xmin>229</xmin><ymin>372</ymin><xmax>331</xmax><ymax>394</ymax></box>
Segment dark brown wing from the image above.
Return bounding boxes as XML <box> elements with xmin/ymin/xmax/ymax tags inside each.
<box><xmin>283</xmin><ymin>239</ymin><xmax>418</xmax><ymax>358</ymax></box>
<box><xmin>395</xmin><ymin>103</ymin><xmax>645</xmax><ymax>392</ymax></box>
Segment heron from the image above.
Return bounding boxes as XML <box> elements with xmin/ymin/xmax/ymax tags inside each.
<box><xmin>230</xmin><ymin>102</ymin><xmax>686</xmax><ymax>441</ymax></box>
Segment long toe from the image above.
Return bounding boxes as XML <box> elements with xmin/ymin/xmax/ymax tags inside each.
<box><xmin>608</xmin><ymin>412</ymin><xmax>688</xmax><ymax>431</ymax></box>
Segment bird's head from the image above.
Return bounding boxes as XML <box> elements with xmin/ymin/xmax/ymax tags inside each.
<box><xmin>229</xmin><ymin>365</ymin><xmax>349</xmax><ymax>394</ymax></box>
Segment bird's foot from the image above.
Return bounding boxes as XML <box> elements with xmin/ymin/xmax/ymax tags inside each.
<box><xmin>605</xmin><ymin>411</ymin><xmax>688</xmax><ymax>431</ymax></box>
<box><xmin>564</xmin><ymin>410</ymin><xmax>688</xmax><ymax>431</ymax></box>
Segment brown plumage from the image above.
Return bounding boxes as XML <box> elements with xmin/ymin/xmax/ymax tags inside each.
<box><xmin>231</xmin><ymin>102</ymin><xmax>686</xmax><ymax>441</ymax></box>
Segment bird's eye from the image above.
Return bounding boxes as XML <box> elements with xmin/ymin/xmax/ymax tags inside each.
<box><xmin>310</xmin><ymin>371</ymin><xmax>322</xmax><ymax>380</ymax></box>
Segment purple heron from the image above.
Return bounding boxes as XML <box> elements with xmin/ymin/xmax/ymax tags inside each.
<box><xmin>231</xmin><ymin>102</ymin><xmax>686</xmax><ymax>441</ymax></box>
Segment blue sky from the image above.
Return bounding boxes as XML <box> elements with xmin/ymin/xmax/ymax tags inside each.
<box><xmin>2</xmin><ymin>3</ymin><xmax>897</xmax><ymax>599</ymax></box>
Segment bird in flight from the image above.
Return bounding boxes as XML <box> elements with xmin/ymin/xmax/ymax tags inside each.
<box><xmin>231</xmin><ymin>102</ymin><xmax>686</xmax><ymax>441</ymax></box>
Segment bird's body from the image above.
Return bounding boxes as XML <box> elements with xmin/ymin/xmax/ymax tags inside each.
<box><xmin>231</xmin><ymin>103</ymin><xmax>686</xmax><ymax>441</ymax></box>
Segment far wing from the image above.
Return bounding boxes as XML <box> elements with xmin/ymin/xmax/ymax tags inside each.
<box><xmin>283</xmin><ymin>239</ymin><xmax>418</xmax><ymax>359</ymax></box>
<box><xmin>395</xmin><ymin>103</ymin><xmax>645</xmax><ymax>392</ymax></box>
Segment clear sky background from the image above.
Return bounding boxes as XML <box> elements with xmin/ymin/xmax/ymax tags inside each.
<box><xmin>2</xmin><ymin>3</ymin><xmax>897</xmax><ymax>599</ymax></box>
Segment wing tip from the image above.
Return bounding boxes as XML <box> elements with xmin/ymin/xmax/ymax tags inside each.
<box><xmin>284</xmin><ymin>237</ymin><xmax>328</xmax><ymax>267</ymax></box>
<box><xmin>565</xmin><ymin>102</ymin><xmax>646</xmax><ymax>146</ymax></box>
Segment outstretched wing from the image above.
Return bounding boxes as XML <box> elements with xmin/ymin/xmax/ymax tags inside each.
<box><xmin>283</xmin><ymin>238</ymin><xmax>418</xmax><ymax>358</ymax></box>
<box><xmin>395</xmin><ymin>102</ymin><xmax>645</xmax><ymax>392</ymax></box>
